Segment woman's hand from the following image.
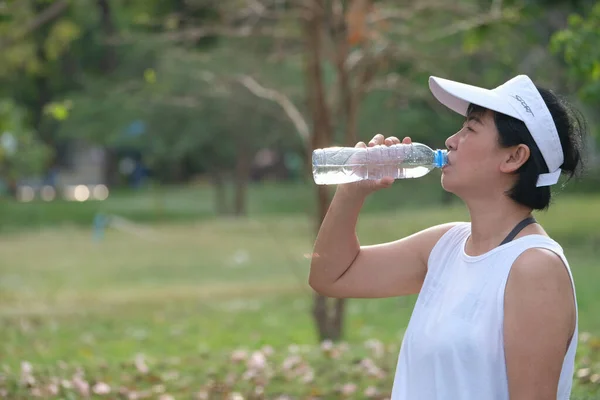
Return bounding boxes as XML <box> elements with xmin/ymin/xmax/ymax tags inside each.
<box><xmin>336</xmin><ymin>134</ymin><xmax>412</xmax><ymax>198</ymax></box>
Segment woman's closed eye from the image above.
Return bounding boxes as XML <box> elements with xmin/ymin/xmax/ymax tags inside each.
<box><xmin>462</xmin><ymin>122</ymin><xmax>476</xmax><ymax>132</ymax></box>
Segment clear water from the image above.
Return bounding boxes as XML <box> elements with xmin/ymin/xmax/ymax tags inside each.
<box><xmin>313</xmin><ymin>164</ymin><xmax>434</xmax><ymax>185</ymax></box>
<box><xmin>312</xmin><ymin>143</ymin><xmax>443</xmax><ymax>185</ymax></box>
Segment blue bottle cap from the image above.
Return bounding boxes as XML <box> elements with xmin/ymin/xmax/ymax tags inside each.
<box><xmin>434</xmin><ymin>150</ymin><xmax>448</xmax><ymax>168</ymax></box>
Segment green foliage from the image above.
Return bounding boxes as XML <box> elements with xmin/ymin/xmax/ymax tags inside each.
<box><xmin>51</xmin><ymin>37</ymin><xmax>301</xmax><ymax>182</ymax></box>
<box><xmin>1</xmin><ymin>0</ymin><xmax>597</xmax><ymax>190</ymax></box>
<box><xmin>551</xmin><ymin>2</ymin><xmax>600</xmax><ymax>103</ymax></box>
<box><xmin>0</xmin><ymin>0</ymin><xmax>84</xmax><ymax>79</ymax></box>
<box><xmin>0</xmin><ymin>99</ymin><xmax>53</xmax><ymax>185</ymax></box>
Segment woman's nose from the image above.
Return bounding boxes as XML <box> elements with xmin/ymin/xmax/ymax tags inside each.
<box><xmin>445</xmin><ymin>133</ymin><xmax>457</xmax><ymax>151</ymax></box>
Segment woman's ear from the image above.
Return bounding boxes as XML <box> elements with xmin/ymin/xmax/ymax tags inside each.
<box><xmin>500</xmin><ymin>144</ymin><xmax>530</xmax><ymax>173</ymax></box>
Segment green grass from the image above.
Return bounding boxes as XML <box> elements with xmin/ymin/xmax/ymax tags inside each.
<box><xmin>1</xmin><ymin>167</ymin><xmax>598</xmax><ymax>233</ymax></box>
<box><xmin>1</xmin><ymin>188</ymin><xmax>600</xmax><ymax>398</ymax></box>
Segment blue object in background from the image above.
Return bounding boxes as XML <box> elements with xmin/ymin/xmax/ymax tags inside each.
<box><xmin>92</xmin><ymin>213</ymin><xmax>109</xmax><ymax>242</ymax></box>
<box><xmin>126</xmin><ymin>120</ymin><xmax>146</xmax><ymax>137</ymax></box>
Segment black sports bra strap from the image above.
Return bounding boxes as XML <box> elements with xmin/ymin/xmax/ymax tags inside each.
<box><xmin>499</xmin><ymin>216</ymin><xmax>537</xmax><ymax>246</ymax></box>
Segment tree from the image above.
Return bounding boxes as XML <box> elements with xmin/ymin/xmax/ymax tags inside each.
<box><xmin>550</xmin><ymin>2</ymin><xmax>600</xmax><ymax>112</ymax></box>
<box><xmin>1</xmin><ymin>0</ymin><xmax>585</xmax><ymax>342</ymax></box>
<box><xmin>0</xmin><ymin>99</ymin><xmax>53</xmax><ymax>196</ymax></box>
<box><xmin>227</xmin><ymin>0</ymin><xmax>520</xmax><ymax>341</ymax></box>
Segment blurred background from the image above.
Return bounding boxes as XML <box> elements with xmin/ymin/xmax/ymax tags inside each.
<box><xmin>1</xmin><ymin>0</ymin><xmax>599</xmax><ymax>398</ymax></box>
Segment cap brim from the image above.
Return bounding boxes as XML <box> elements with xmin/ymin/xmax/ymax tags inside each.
<box><xmin>429</xmin><ymin>76</ymin><xmax>520</xmax><ymax>119</ymax></box>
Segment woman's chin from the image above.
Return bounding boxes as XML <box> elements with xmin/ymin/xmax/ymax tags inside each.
<box><xmin>440</xmin><ymin>174</ymin><xmax>456</xmax><ymax>194</ymax></box>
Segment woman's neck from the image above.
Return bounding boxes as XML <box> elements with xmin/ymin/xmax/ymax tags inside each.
<box><xmin>464</xmin><ymin>195</ymin><xmax>534</xmax><ymax>256</ymax></box>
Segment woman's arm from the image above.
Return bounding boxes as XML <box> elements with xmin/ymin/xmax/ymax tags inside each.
<box><xmin>308</xmin><ymin>134</ymin><xmax>457</xmax><ymax>299</ymax></box>
<box><xmin>504</xmin><ymin>248</ymin><xmax>577</xmax><ymax>399</ymax></box>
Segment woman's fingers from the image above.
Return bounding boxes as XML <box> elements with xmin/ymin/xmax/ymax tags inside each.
<box><xmin>385</xmin><ymin>136</ymin><xmax>400</xmax><ymax>146</ymax></box>
<box><xmin>369</xmin><ymin>134</ymin><xmax>385</xmax><ymax>147</ymax></box>
<box><xmin>363</xmin><ymin>134</ymin><xmax>407</xmax><ymax>148</ymax></box>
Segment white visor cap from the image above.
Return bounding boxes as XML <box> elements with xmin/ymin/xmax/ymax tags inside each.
<box><xmin>429</xmin><ymin>75</ymin><xmax>563</xmax><ymax>187</ymax></box>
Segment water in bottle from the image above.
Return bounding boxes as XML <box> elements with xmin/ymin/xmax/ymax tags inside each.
<box><xmin>312</xmin><ymin>142</ymin><xmax>448</xmax><ymax>185</ymax></box>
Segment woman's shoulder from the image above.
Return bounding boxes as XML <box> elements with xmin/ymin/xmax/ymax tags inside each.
<box><xmin>426</xmin><ymin>221</ymin><xmax>471</xmax><ymax>260</ymax></box>
<box><xmin>438</xmin><ymin>221</ymin><xmax>471</xmax><ymax>240</ymax></box>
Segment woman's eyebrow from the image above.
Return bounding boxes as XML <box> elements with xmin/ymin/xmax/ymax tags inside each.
<box><xmin>466</xmin><ymin>115</ymin><xmax>484</xmax><ymax>126</ymax></box>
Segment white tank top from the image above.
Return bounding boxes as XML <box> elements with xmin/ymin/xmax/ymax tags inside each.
<box><xmin>391</xmin><ymin>223</ymin><xmax>578</xmax><ymax>400</ymax></box>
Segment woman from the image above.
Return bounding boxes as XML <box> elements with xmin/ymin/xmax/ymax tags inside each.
<box><xmin>308</xmin><ymin>74</ymin><xmax>587</xmax><ymax>399</ymax></box>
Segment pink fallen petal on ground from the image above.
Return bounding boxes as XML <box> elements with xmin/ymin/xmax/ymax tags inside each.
<box><xmin>577</xmin><ymin>368</ymin><xmax>591</xmax><ymax>378</ymax></box>
<box><xmin>20</xmin><ymin>361</ymin><xmax>33</xmax><ymax>375</ymax></box>
<box><xmin>580</xmin><ymin>332</ymin><xmax>592</xmax><ymax>343</ymax></box>
<box><xmin>194</xmin><ymin>390</ymin><xmax>209</xmax><ymax>400</ymax></box>
<box><xmin>46</xmin><ymin>382</ymin><xmax>59</xmax><ymax>395</ymax></box>
<box><xmin>72</xmin><ymin>375</ymin><xmax>90</xmax><ymax>397</ymax></box>
<box><xmin>20</xmin><ymin>361</ymin><xmax>35</xmax><ymax>386</ymax></box>
<box><xmin>153</xmin><ymin>384</ymin><xmax>166</xmax><ymax>394</ymax></box>
<box><xmin>365</xmin><ymin>339</ymin><xmax>385</xmax><ymax>358</ymax></box>
<box><xmin>364</xmin><ymin>386</ymin><xmax>379</xmax><ymax>397</ymax></box>
<box><xmin>225</xmin><ymin>372</ymin><xmax>237</xmax><ymax>385</ymax></box>
<box><xmin>282</xmin><ymin>355</ymin><xmax>302</xmax><ymax>371</ymax></box>
<box><xmin>261</xmin><ymin>345</ymin><xmax>274</xmax><ymax>356</ymax></box>
<box><xmin>134</xmin><ymin>354</ymin><xmax>149</xmax><ymax>374</ymax></box>
<box><xmin>92</xmin><ymin>382</ymin><xmax>111</xmax><ymax>395</ymax></box>
<box><xmin>300</xmin><ymin>367</ymin><xmax>314</xmax><ymax>383</ymax></box>
<box><xmin>247</xmin><ymin>351</ymin><xmax>267</xmax><ymax>371</ymax></box>
<box><xmin>230</xmin><ymin>349</ymin><xmax>248</xmax><ymax>362</ymax></box>
<box><xmin>320</xmin><ymin>340</ymin><xmax>333</xmax><ymax>352</ymax></box>
<box><xmin>341</xmin><ymin>383</ymin><xmax>357</xmax><ymax>396</ymax></box>
<box><xmin>242</xmin><ymin>369</ymin><xmax>257</xmax><ymax>381</ymax></box>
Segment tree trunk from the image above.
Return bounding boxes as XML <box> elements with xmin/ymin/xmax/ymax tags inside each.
<box><xmin>96</xmin><ymin>0</ymin><xmax>118</xmax><ymax>188</ymax></box>
<box><xmin>304</xmin><ymin>0</ymin><xmax>346</xmax><ymax>342</ymax></box>
<box><xmin>211</xmin><ymin>170</ymin><xmax>228</xmax><ymax>215</ymax></box>
<box><xmin>233</xmin><ymin>143</ymin><xmax>251</xmax><ymax>216</ymax></box>
<box><xmin>312</xmin><ymin>292</ymin><xmax>329</xmax><ymax>341</ymax></box>
<box><xmin>31</xmin><ymin>0</ymin><xmax>51</xmax><ymax>145</ymax></box>
<box><xmin>311</xmin><ymin>290</ymin><xmax>346</xmax><ymax>342</ymax></box>
<box><xmin>331</xmin><ymin>3</ymin><xmax>358</xmax><ymax>147</ymax></box>
<box><xmin>103</xmin><ymin>147</ymin><xmax>120</xmax><ymax>187</ymax></box>
<box><xmin>96</xmin><ymin>0</ymin><xmax>117</xmax><ymax>73</ymax></box>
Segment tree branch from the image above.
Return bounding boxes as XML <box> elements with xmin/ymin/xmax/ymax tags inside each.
<box><xmin>0</xmin><ymin>0</ymin><xmax>70</xmax><ymax>49</ymax></box>
<box><xmin>369</xmin><ymin>2</ymin><xmax>477</xmax><ymax>23</ymax></box>
<box><xmin>105</xmin><ymin>25</ymin><xmax>302</xmax><ymax>45</ymax></box>
<box><xmin>237</xmin><ymin>75</ymin><xmax>310</xmax><ymax>146</ymax></box>
<box><xmin>420</xmin><ymin>6</ymin><xmax>516</xmax><ymax>42</ymax></box>
<box><xmin>365</xmin><ymin>73</ymin><xmax>442</xmax><ymax>110</ymax></box>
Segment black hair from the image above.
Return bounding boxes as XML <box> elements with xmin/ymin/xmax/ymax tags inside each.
<box><xmin>467</xmin><ymin>86</ymin><xmax>587</xmax><ymax>211</ymax></box>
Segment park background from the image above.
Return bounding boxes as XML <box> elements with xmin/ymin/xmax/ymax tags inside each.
<box><xmin>0</xmin><ymin>0</ymin><xmax>599</xmax><ymax>398</ymax></box>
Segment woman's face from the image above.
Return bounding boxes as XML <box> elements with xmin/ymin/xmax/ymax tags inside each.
<box><xmin>441</xmin><ymin>108</ymin><xmax>512</xmax><ymax>198</ymax></box>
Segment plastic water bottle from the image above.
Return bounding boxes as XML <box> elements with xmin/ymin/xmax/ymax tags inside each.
<box><xmin>312</xmin><ymin>142</ymin><xmax>448</xmax><ymax>185</ymax></box>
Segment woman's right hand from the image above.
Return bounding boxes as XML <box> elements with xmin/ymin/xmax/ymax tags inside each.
<box><xmin>336</xmin><ymin>134</ymin><xmax>412</xmax><ymax>198</ymax></box>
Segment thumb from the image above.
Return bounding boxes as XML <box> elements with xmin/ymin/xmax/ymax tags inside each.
<box><xmin>377</xmin><ymin>176</ymin><xmax>395</xmax><ymax>188</ymax></box>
